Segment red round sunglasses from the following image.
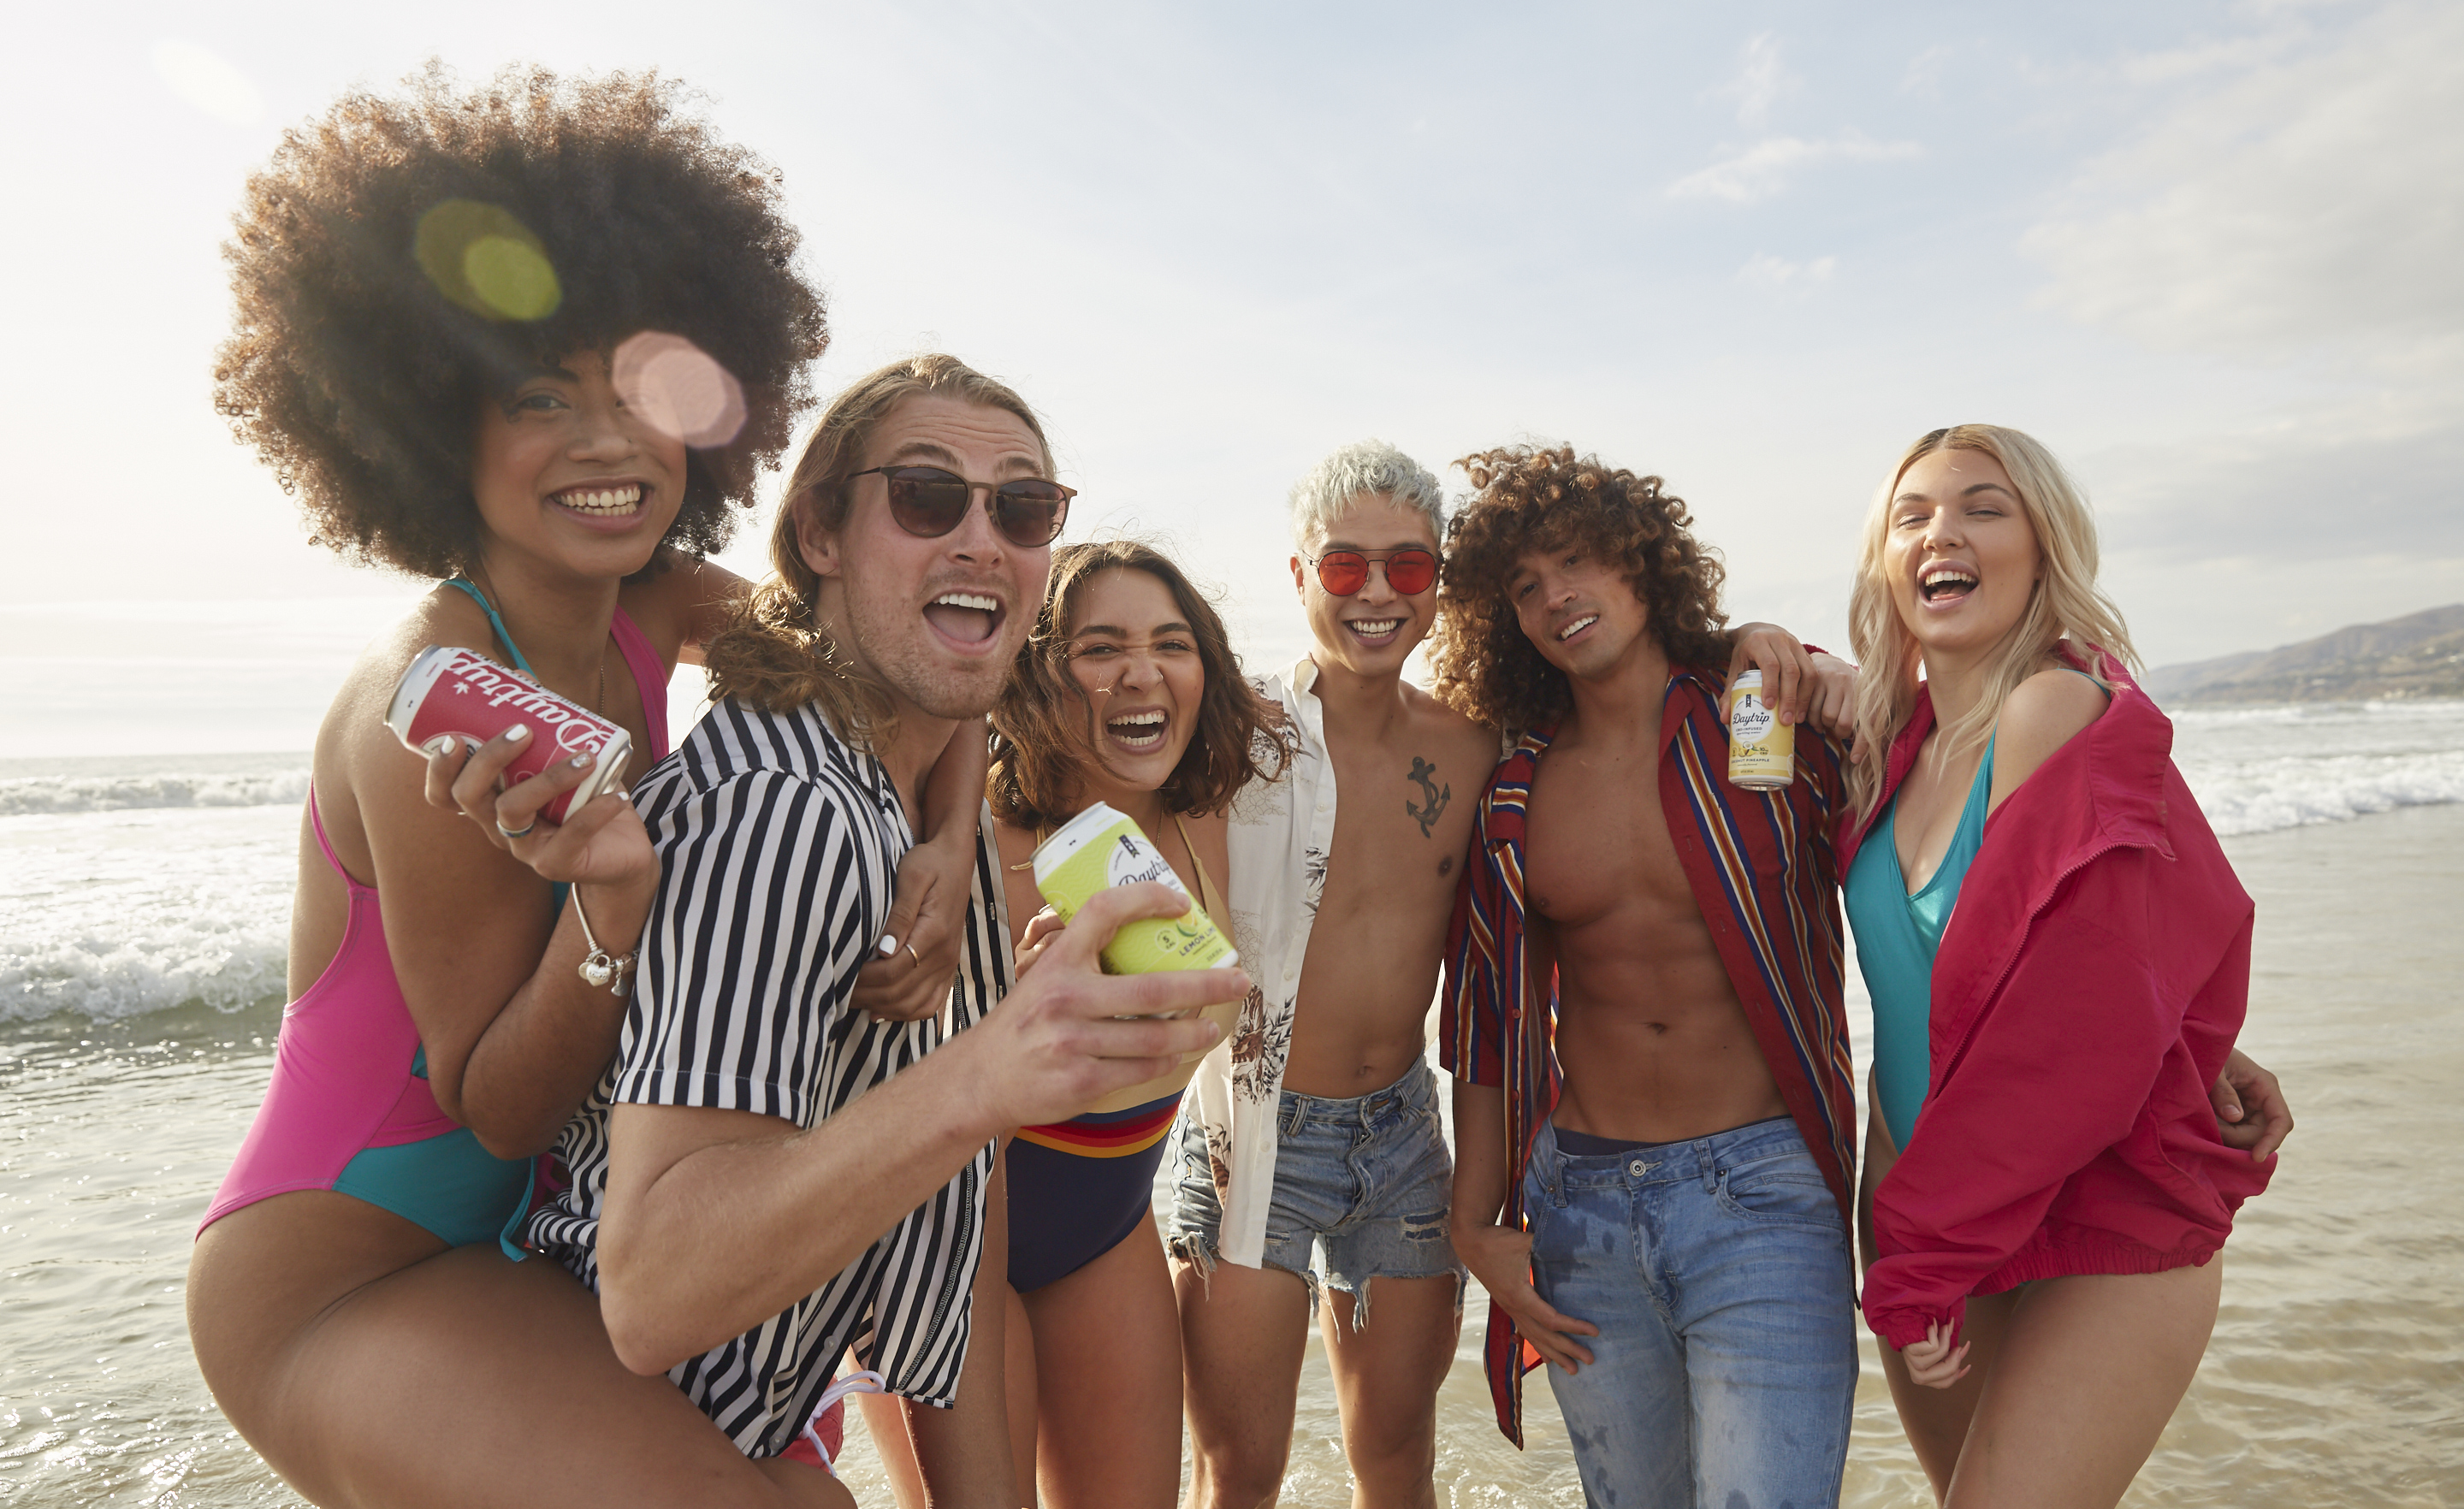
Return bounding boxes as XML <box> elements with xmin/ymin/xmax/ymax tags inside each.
<box><xmin>1303</xmin><ymin>547</ymin><xmax>1438</xmax><ymax>597</ymax></box>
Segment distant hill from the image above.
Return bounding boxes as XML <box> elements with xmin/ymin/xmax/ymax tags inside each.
<box><xmin>2143</xmin><ymin>603</ymin><xmax>2464</xmax><ymax>706</ymax></box>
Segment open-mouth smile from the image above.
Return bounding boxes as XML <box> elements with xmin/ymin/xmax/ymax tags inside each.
<box><xmin>1105</xmin><ymin>708</ymin><xmax>1169</xmax><ymax>753</ymax></box>
<box><xmin>1918</xmin><ymin>566</ymin><xmax>1979</xmax><ymax>606</ymax></box>
<box><xmin>1556</xmin><ymin>612</ymin><xmax>1599</xmax><ymax>642</ymax></box>
<box><xmin>923</xmin><ymin>590</ymin><xmax>1005</xmax><ymax>646</ymax></box>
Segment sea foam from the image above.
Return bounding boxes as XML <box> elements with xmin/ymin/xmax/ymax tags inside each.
<box><xmin>2</xmin><ymin>805</ymin><xmax>298</xmax><ymax>1024</ymax></box>
<box><xmin>0</xmin><ymin>768</ymin><xmax>310</xmax><ymax>818</ymax></box>
<box><xmin>2189</xmin><ymin>749</ymin><xmax>2464</xmax><ymax>837</ymax></box>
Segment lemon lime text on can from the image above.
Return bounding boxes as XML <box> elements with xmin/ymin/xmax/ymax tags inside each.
<box><xmin>1029</xmin><ymin>802</ymin><xmax>1240</xmax><ymax>978</ymax></box>
<box><xmin>1726</xmin><ymin>670</ymin><xmax>1795</xmax><ymax>790</ymax></box>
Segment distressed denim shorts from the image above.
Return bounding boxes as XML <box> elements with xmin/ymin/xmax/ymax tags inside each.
<box><xmin>1168</xmin><ymin>1056</ymin><xmax>1464</xmax><ymax>1326</ymax></box>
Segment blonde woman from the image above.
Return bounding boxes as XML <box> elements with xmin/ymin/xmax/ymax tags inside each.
<box><xmin>1836</xmin><ymin>424</ymin><xmax>2277</xmax><ymax>1506</ymax></box>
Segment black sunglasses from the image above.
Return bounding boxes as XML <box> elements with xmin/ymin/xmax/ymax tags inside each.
<box><xmin>848</xmin><ymin>465</ymin><xmax>1074</xmax><ymax>548</ymax></box>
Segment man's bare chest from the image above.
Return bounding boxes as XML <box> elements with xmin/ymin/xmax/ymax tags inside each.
<box><xmin>1317</xmin><ymin>737</ymin><xmax>1488</xmax><ymax>920</ymax></box>
<box><xmin>1524</xmin><ymin>749</ymin><xmax>1694</xmax><ymax>929</ymax></box>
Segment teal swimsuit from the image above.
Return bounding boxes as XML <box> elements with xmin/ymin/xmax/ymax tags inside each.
<box><xmin>1845</xmin><ymin>672</ymin><xmax>2112</xmax><ymax>1150</ymax></box>
<box><xmin>1844</xmin><ymin>737</ymin><xmax>1997</xmax><ymax>1151</ymax></box>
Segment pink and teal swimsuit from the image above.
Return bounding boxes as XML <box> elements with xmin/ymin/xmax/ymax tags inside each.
<box><xmin>199</xmin><ymin>587</ymin><xmax>668</xmax><ymax>1254</ymax></box>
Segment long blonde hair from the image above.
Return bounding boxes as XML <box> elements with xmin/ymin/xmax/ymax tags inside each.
<box><xmin>701</xmin><ymin>353</ymin><xmax>1054</xmax><ymax>746</ymax></box>
<box><xmin>1846</xmin><ymin>424</ymin><xmax>2140</xmax><ymax>822</ymax></box>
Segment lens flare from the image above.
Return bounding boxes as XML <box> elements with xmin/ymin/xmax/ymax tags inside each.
<box><xmin>613</xmin><ymin>332</ymin><xmax>748</xmax><ymax>448</ymax></box>
<box><xmin>414</xmin><ymin>201</ymin><xmax>562</xmax><ymax>322</ymax></box>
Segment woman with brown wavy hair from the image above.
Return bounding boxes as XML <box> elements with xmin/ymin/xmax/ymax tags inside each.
<box><xmin>868</xmin><ymin>539</ymin><xmax>1282</xmax><ymax>1507</ymax></box>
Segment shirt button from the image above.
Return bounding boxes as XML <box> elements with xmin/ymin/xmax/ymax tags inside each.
<box><xmin>1628</xmin><ymin>1159</ymin><xmax>1649</xmax><ymax>1176</ymax></box>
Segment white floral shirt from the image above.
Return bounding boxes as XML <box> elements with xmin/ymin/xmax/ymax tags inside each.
<box><xmin>1185</xmin><ymin>657</ymin><xmax>1336</xmax><ymax>1267</ymax></box>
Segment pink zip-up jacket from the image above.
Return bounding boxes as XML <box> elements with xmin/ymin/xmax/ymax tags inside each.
<box><xmin>1837</xmin><ymin>657</ymin><xmax>2273</xmax><ymax>1349</ymax></box>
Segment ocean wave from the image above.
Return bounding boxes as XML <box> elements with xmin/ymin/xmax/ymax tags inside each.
<box><xmin>0</xmin><ymin>921</ymin><xmax>288</xmax><ymax>1025</ymax></box>
<box><xmin>0</xmin><ymin>769</ymin><xmax>309</xmax><ymax>817</ymax></box>
<box><xmin>1</xmin><ymin>802</ymin><xmax>300</xmax><ymax>1025</ymax></box>
<box><xmin>2186</xmin><ymin>751</ymin><xmax>2464</xmax><ymax>837</ymax></box>
<box><xmin>2173</xmin><ymin>699</ymin><xmax>2464</xmax><ymax>728</ymax></box>
<box><xmin>3</xmin><ymin>708</ymin><xmax>2457</xmax><ymax>1028</ymax></box>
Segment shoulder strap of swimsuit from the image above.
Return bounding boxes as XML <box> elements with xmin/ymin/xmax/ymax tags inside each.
<box><xmin>1952</xmin><ymin>733</ymin><xmax>1999</xmax><ymax>837</ymax></box>
<box><xmin>608</xmin><ymin>607</ymin><xmax>670</xmax><ymax>760</ymax></box>
<box><xmin>305</xmin><ymin>784</ymin><xmax>373</xmax><ymax>893</ymax></box>
<box><xmin>447</xmin><ymin>577</ymin><xmax>575</xmax><ymax>913</ymax></box>
<box><xmin>1170</xmin><ymin>811</ymin><xmax>1230</xmax><ymax>926</ymax></box>
<box><xmin>444</xmin><ymin>577</ymin><xmax>537</xmax><ymax>677</ymax></box>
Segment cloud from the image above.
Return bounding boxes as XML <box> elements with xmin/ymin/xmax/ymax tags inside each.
<box><xmin>1738</xmin><ymin>253</ymin><xmax>1836</xmax><ymax>287</ymax></box>
<box><xmin>2024</xmin><ymin>2</ymin><xmax>2464</xmax><ymax>369</ymax></box>
<box><xmin>1667</xmin><ymin>133</ymin><xmax>1922</xmax><ymax>204</ymax></box>
<box><xmin>2023</xmin><ymin>1</ymin><xmax>2464</xmax><ymax>611</ymax></box>
<box><xmin>1715</xmin><ymin>33</ymin><xmax>1792</xmax><ymax>127</ymax></box>
<box><xmin>2092</xmin><ymin>415</ymin><xmax>2464</xmax><ymax>562</ymax></box>
<box><xmin>149</xmin><ymin>38</ymin><xmax>263</xmax><ymax>126</ymax></box>
<box><xmin>1901</xmin><ymin>44</ymin><xmax>1955</xmax><ymax>95</ymax></box>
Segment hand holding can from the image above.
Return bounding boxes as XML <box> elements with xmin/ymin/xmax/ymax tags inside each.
<box><xmin>388</xmin><ymin>645</ymin><xmax>633</xmax><ymax>826</ymax></box>
<box><xmin>1727</xmin><ymin>670</ymin><xmax>1795</xmax><ymax>790</ymax></box>
<box><xmin>1029</xmin><ymin>802</ymin><xmax>1240</xmax><ymax>984</ymax></box>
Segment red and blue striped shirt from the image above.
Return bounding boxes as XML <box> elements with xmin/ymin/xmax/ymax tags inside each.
<box><xmin>1441</xmin><ymin>663</ymin><xmax>1857</xmax><ymax>1446</ymax></box>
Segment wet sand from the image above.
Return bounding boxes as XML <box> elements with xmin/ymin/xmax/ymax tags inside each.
<box><xmin>4</xmin><ymin>803</ymin><xmax>2458</xmax><ymax>1505</ymax></box>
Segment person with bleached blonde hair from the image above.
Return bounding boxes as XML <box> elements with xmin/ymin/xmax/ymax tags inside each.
<box><xmin>1838</xmin><ymin>423</ymin><xmax>2287</xmax><ymax>1506</ymax></box>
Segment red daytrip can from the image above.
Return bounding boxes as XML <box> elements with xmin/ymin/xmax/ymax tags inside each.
<box><xmin>385</xmin><ymin>645</ymin><xmax>633</xmax><ymax>826</ymax></box>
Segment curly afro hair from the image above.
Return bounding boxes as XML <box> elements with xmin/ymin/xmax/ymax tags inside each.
<box><xmin>215</xmin><ymin>63</ymin><xmax>826</xmax><ymax>578</ymax></box>
<box><xmin>1430</xmin><ymin>445</ymin><xmax>1731</xmax><ymax>734</ymax></box>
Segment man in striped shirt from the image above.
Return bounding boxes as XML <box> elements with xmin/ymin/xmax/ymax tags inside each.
<box><xmin>527</xmin><ymin>356</ymin><xmax>1241</xmax><ymax>1498</ymax></box>
<box><xmin>1431</xmin><ymin>445</ymin><xmax>1863</xmax><ymax>1509</ymax></box>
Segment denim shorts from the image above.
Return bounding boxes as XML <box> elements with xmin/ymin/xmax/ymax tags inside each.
<box><xmin>1167</xmin><ymin>1056</ymin><xmax>1464</xmax><ymax>1327</ymax></box>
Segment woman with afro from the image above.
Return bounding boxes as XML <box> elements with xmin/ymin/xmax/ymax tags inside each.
<box><xmin>185</xmin><ymin>66</ymin><xmax>939</xmax><ymax>1506</ymax></box>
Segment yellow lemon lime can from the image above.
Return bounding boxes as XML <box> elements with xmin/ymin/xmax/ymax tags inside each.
<box><xmin>1726</xmin><ymin>670</ymin><xmax>1795</xmax><ymax>790</ymax></box>
<box><xmin>1030</xmin><ymin>802</ymin><xmax>1240</xmax><ymax>979</ymax></box>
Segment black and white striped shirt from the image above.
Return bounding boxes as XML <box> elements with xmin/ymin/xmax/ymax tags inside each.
<box><xmin>527</xmin><ymin>696</ymin><xmax>1011</xmax><ymax>1458</ymax></box>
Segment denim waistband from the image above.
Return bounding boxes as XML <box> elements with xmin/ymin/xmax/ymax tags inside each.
<box><xmin>1539</xmin><ymin>1115</ymin><xmax>1805</xmax><ymax>1186</ymax></box>
<box><xmin>1278</xmin><ymin>1056</ymin><xmax>1434</xmax><ymax>1133</ymax></box>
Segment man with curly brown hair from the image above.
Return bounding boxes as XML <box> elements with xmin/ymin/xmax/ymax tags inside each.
<box><xmin>1432</xmin><ymin>445</ymin><xmax>1863</xmax><ymax>1508</ymax></box>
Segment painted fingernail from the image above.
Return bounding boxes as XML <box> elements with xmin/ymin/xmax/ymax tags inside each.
<box><xmin>572</xmin><ymin>753</ymin><xmax>595</xmax><ymax>769</ymax></box>
<box><xmin>506</xmin><ymin>725</ymin><xmax>530</xmax><ymax>743</ymax></box>
<box><xmin>877</xmin><ymin>936</ymin><xmax>901</xmax><ymax>957</ymax></box>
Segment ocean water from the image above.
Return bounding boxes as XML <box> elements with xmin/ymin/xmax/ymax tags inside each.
<box><xmin>3</xmin><ymin>614</ymin><xmax>2460</xmax><ymax>1503</ymax></box>
<box><xmin>8</xmin><ymin>695</ymin><xmax>2455</xmax><ymax>1030</ymax></box>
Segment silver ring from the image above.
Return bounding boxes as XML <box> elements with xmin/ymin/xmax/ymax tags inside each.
<box><xmin>495</xmin><ymin>818</ymin><xmax>536</xmax><ymax>840</ymax></box>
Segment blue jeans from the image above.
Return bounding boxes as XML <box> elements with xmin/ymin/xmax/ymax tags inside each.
<box><xmin>1522</xmin><ymin>1116</ymin><xmax>1856</xmax><ymax>1509</ymax></box>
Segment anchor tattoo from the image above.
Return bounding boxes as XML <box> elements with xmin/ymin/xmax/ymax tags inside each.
<box><xmin>1406</xmin><ymin>756</ymin><xmax>1451</xmax><ymax>838</ymax></box>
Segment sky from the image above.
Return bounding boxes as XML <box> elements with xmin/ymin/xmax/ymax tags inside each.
<box><xmin>3</xmin><ymin>0</ymin><xmax>2458</xmax><ymax>701</ymax></box>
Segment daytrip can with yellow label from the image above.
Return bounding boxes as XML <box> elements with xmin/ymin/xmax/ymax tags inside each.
<box><xmin>1726</xmin><ymin>670</ymin><xmax>1795</xmax><ymax>790</ymax></box>
<box><xmin>1029</xmin><ymin>802</ymin><xmax>1241</xmax><ymax>979</ymax></box>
